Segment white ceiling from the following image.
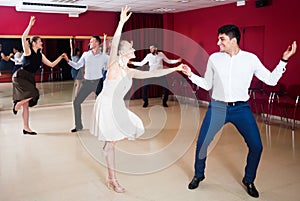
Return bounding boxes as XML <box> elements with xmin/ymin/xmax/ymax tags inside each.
<box><xmin>0</xmin><ymin>0</ymin><xmax>240</xmax><ymax>13</ymax></box>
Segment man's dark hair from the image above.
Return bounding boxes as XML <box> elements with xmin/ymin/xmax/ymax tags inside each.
<box><xmin>151</xmin><ymin>44</ymin><xmax>158</xmax><ymax>49</ymax></box>
<box><xmin>92</xmin><ymin>36</ymin><xmax>101</xmax><ymax>44</ymax></box>
<box><xmin>218</xmin><ymin>25</ymin><xmax>241</xmax><ymax>44</ymax></box>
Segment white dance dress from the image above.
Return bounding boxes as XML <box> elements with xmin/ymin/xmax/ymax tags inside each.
<box><xmin>90</xmin><ymin>68</ymin><xmax>145</xmax><ymax>141</ymax></box>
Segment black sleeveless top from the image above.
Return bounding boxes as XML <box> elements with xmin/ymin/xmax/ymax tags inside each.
<box><xmin>22</xmin><ymin>47</ymin><xmax>42</xmax><ymax>73</ymax></box>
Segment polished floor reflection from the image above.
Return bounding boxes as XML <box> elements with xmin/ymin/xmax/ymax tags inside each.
<box><xmin>0</xmin><ymin>81</ymin><xmax>299</xmax><ymax>201</ymax></box>
<box><xmin>0</xmin><ymin>81</ymin><xmax>91</xmax><ymax>110</ymax></box>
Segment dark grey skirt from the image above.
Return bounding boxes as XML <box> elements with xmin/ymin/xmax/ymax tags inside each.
<box><xmin>12</xmin><ymin>69</ymin><xmax>39</xmax><ymax>107</ymax></box>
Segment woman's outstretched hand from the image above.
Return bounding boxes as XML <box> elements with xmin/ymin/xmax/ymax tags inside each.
<box><xmin>62</xmin><ymin>53</ymin><xmax>70</xmax><ymax>62</ymax></box>
<box><xmin>182</xmin><ymin>64</ymin><xmax>192</xmax><ymax>76</ymax></box>
<box><xmin>120</xmin><ymin>6</ymin><xmax>132</xmax><ymax>24</ymax></box>
<box><xmin>29</xmin><ymin>16</ymin><xmax>35</xmax><ymax>27</ymax></box>
<box><xmin>175</xmin><ymin>64</ymin><xmax>184</xmax><ymax>71</ymax></box>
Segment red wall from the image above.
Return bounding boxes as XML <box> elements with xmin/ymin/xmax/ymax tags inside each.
<box><xmin>0</xmin><ymin>6</ymin><xmax>118</xmax><ymax>36</ymax></box>
<box><xmin>169</xmin><ymin>0</ymin><xmax>300</xmax><ymax>88</ymax></box>
<box><xmin>1</xmin><ymin>1</ymin><xmax>299</xmax><ymax>87</ymax></box>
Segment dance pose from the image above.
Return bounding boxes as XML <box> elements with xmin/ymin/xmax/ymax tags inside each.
<box><xmin>69</xmin><ymin>38</ymin><xmax>83</xmax><ymax>98</ymax></box>
<box><xmin>131</xmin><ymin>44</ymin><xmax>181</xmax><ymax>107</ymax></box>
<box><xmin>63</xmin><ymin>34</ymin><xmax>108</xmax><ymax>133</ymax></box>
<box><xmin>90</xmin><ymin>6</ymin><xmax>183</xmax><ymax>193</ymax></box>
<box><xmin>182</xmin><ymin>25</ymin><xmax>297</xmax><ymax>198</ymax></box>
<box><xmin>12</xmin><ymin>16</ymin><xmax>65</xmax><ymax>135</ymax></box>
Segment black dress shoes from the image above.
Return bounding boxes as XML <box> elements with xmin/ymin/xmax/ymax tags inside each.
<box><xmin>13</xmin><ymin>101</ymin><xmax>18</xmax><ymax>115</ymax></box>
<box><xmin>162</xmin><ymin>102</ymin><xmax>168</xmax><ymax>107</ymax></box>
<box><xmin>242</xmin><ymin>178</ymin><xmax>259</xmax><ymax>198</ymax></box>
<box><xmin>142</xmin><ymin>102</ymin><xmax>148</xmax><ymax>108</ymax></box>
<box><xmin>188</xmin><ymin>176</ymin><xmax>205</xmax><ymax>190</ymax></box>
<box><xmin>71</xmin><ymin>128</ymin><xmax>82</xmax><ymax>133</ymax></box>
<box><xmin>23</xmin><ymin>129</ymin><xmax>37</xmax><ymax>135</ymax></box>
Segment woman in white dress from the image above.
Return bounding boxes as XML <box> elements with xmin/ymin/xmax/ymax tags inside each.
<box><xmin>90</xmin><ymin>6</ymin><xmax>183</xmax><ymax>193</ymax></box>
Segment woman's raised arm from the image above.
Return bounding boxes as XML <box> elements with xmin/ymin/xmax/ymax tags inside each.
<box><xmin>22</xmin><ymin>16</ymin><xmax>35</xmax><ymax>56</ymax></box>
<box><xmin>108</xmin><ymin>6</ymin><xmax>132</xmax><ymax>68</ymax></box>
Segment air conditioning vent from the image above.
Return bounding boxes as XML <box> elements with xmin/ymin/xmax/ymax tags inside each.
<box><xmin>16</xmin><ymin>1</ymin><xmax>88</xmax><ymax>17</ymax></box>
<box><xmin>21</xmin><ymin>2</ymin><xmax>87</xmax><ymax>9</ymax></box>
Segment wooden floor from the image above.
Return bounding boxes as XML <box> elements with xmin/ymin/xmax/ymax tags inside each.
<box><xmin>0</xmin><ymin>81</ymin><xmax>299</xmax><ymax>201</ymax></box>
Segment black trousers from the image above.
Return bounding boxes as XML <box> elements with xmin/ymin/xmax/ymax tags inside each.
<box><xmin>73</xmin><ymin>78</ymin><xmax>103</xmax><ymax>129</ymax></box>
<box><xmin>143</xmin><ymin>76</ymin><xmax>169</xmax><ymax>104</ymax></box>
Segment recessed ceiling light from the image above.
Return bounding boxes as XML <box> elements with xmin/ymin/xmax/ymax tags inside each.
<box><xmin>152</xmin><ymin>8</ymin><xmax>176</xmax><ymax>12</ymax></box>
<box><xmin>178</xmin><ymin>0</ymin><xmax>190</xmax><ymax>2</ymax></box>
<box><xmin>237</xmin><ymin>0</ymin><xmax>246</xmax><ymax>6</ymax></box>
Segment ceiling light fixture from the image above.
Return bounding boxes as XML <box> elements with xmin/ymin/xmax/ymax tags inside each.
<box><xmin>237</xmin><ymin>0</ymin><xmax>246</xmax><ymax>6</ymax></box>
<box><xmin>152</xmin><ymin>8</ymin><xmax>176</xmax><ymax>12</ymax></box>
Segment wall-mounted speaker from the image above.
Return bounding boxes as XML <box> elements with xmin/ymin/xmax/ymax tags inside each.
<box><xmin>256</xmin><ymin>0</ymin><xmax>270</xmax><ymax>8</ymax></box>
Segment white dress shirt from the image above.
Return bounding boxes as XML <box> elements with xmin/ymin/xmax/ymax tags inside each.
<box><xmin>189</xmin><ymin>50</ymin><xmax>287</xmax><ymax>102</ymax></box>
<box><xmin>10</xmin><ymin>52</ymin><xmax>23</xmax><ymax>65</ymax></box>
<box><xmin>131</xmin><ymin>52</ymin><xmax>179</xmax><ymax>71</ymax></box>
<box><xmin>68</xmin><ymin>50</ymin><xmax>108</xmax><ymax>80</ymax></box>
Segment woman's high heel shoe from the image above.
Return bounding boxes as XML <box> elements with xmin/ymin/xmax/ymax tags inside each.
<box><xmin>12</xmin><ymin>101</ymin><xmax>18</xmax><ymax>115</ymax></box>
<box><xmin>106</xmin><ymin>178</ymin><xmax>125</xmax><ymax>193</ymax></box>
<box><xmin>23</xmin><ymin>129</ymin><xmax>37</xmax><ymax>135</ymax></box>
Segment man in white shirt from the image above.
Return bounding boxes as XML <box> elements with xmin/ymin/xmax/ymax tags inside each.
<box><xmin>182</xmin><ymin>24</ymin><xmax>297</xmax><ymax>198</ymax></box>
<box><xmin>10</xmin><ymin>48</ymin><xmax>23</xmax><ymax>74</ymax></box>
<box><xmin>63</xmin><ymin>35</ymin><xmax>108</xmax><ymax>132</ymax></box>
<box><xmin>131</xmin><ymin>44</ymin><xmax>181</xmax><ymax>107</ymax></box>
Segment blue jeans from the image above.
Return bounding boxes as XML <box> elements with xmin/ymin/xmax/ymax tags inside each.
<box><xmin>194</xmin><ymin>101</ymin><xmax>263</xmax><ymax>183</ymax></box>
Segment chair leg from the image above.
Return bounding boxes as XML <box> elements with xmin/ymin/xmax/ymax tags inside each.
<box><xmin>292</xmin><ymin>96</ymin><xmax>299</xmax><ymax>130</ymax></box>
<box><xmin>292</xmin><ymin>119</ymin><xmax>295</xmax><ymax>130</ymax></box>
<box><xmin>260</xmin><ymin>104</ymin><xmax>267</xmax><ymax>123</ymax></box>
<box><xmin>268</xmin><ymin>102</ymin><xmax>273</xmax><ymax>125</ymax></box>
<box><xmin>266</xmin><ymin>92</ymin><xmax>275</xmax><ymax>125</ymax></box>
<box><xmin>292</xmin><ymin>106</ymin><xmax>297</xmax><ymax>130</ymax></box>
<box><xmin>284</xmin><ymin>107</ymin><xmax>289</xmax><ymax>125</ymax></box>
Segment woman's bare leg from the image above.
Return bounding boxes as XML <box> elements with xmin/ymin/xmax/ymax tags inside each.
<box><xmin>22</xmin><ymin>101</ymin><xmax>33</xmax><ymax>132</ymax></box>
<box><xmin>15</xmin><ymin>98</ymin><xmax>32</xmax><ymax>111</ymax></box>
<box><xmin>103</xmin><ymin>141</ymin><xmax>125</xmax><ymax>193</ymax></box>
